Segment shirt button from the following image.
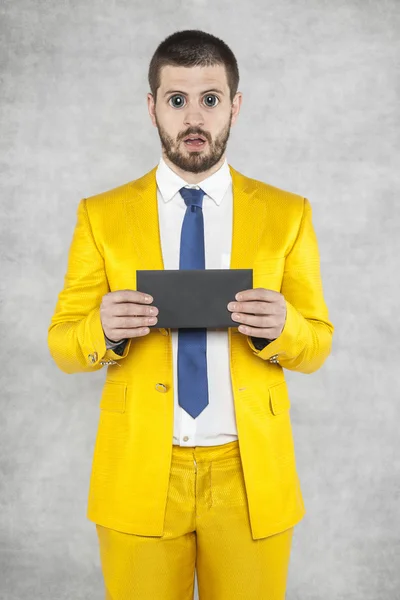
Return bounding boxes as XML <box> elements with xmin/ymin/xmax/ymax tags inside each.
<box><xmin>183</xmin><ymin>436</ymin><xmax>189</xmax><ymax>442</ymax></box>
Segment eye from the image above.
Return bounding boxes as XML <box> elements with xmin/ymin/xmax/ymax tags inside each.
<box><xmin>168</xmin><ymin>94</ymin><xmax>220</xmax><ymax>108</ymax></box>
<box><xmin>203</xmin><ymin>94</ymin><xmax>219</xmax><ymax>107</ymax></box>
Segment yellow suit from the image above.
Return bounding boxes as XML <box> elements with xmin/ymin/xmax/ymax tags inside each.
<box><xmin>48</xmin><ymin>163</ymin><xmax>334</xmax><ymax>540</ymax></box>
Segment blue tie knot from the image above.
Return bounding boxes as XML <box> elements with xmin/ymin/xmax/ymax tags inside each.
<box><xmin>179</xmin><ymin>186</ymin><xmax>206</xmax><ymax>210</ymax></box>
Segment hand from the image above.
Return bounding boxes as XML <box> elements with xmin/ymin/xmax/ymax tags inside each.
<box><xmin>227</xmin><ymin>288</ymin><xmax>287</xmax><ymax>340</ymax></box>
<box><xmin>100</xmin><ymin>290</ymin><xmax>159</xmax><ymax>343</ymax></box>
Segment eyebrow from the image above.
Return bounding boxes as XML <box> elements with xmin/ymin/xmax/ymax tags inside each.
<box><xmin>163</xmin><ymin>88</ymin><xmax>225</xmax><ymax>97</ymax></box>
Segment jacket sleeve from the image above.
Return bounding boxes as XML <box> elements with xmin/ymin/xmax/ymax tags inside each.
<box><xmin>47</xmin><ymin>198</ymin><xmax>132</xmax><ymax>374</ymax></box>
<box><xmin>246</xmin><ymin>197</ymin><xmax>334</xmax><ymax>374</ymax></box>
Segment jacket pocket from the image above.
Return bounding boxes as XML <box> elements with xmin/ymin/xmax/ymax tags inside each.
<box><xmin>99</xmin><ymin>380</ymin><xmax>127</xmax><ymax>413</ymax></box>
<box><xmin>267</xmin><ymin>380</ymin><xmax>295</xmax><ymax>463</ymax></box>
<box><xmin>269</xmin><ymin>380</ymin><xmax>291</xmax><ymax>415</ymax></box>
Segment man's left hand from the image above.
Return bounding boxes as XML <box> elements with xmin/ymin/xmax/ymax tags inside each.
<box><xmin>227</xmin><ymin>288</ymin><xmax>287</xmax><ymax>340</ymax></box>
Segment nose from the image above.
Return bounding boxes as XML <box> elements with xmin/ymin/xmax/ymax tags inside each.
<box><xmin>184</xmin><ymin>112</ymin><xmax>204</xmax><ymax>128</ymax></box>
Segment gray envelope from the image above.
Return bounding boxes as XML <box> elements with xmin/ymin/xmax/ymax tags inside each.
<box><xmin>136</xmin><ymin>269</ymin><xmax>253</xmax><ymax>329</ymax></box>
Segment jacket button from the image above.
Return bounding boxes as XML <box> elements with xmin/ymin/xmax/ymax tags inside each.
<box><xmin>88</xmin><ymin>352</ymin><xmax>98</xmax><ymax>363</ymax></box>
<box><xmin>155</xmin><ymin>383</ymin><xmax>168</xmax><ymax>393</ymax></box>
<box><xmin>159</xmin><ymin>328</ymin><xmax>169</xmax><ymax>336</ymax></box>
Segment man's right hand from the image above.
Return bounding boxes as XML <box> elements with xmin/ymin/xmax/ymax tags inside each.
<box><xmin>100</xmin><ymin>290</ymin><xmax>159</xmax><ymax>343</ymax></box>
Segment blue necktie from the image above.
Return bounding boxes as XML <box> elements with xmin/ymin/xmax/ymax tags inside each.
<box><xmin>177</xmin><ymin>186</ymin><xmax>209</xmax><ymax>418</ymax></box>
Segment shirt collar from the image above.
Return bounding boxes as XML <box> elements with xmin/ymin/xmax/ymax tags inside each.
<box><xmin>155</xmin><ymin>155</ymin><xmax>231</xmax><ymax>206</ymax></box>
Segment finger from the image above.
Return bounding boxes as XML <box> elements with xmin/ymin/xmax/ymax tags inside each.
<box><xmin>110</xmin><ymin>303</ymin><xmax>159</xmax><ymax>317</ymax></box>
<box><xmin>236</xmin><ymin>324</ymin><xmax>277</xmax><ymax>337</ymax></box>
<box><xmin>235</xmin><ymin>288</ymin><xmax>277</xmax><ymax>302</ymax></box>
<box><xmin>112</xmin><ymin>314</ymin><xmax>158</xmax><ymax>329</ymax></box>
<box><xmin>109</xmin><ymin>326</ymin><xmax>152</xmax><ymax>339</ymax></box>
<box><xmin>106</xmin><ymin>289</ymin><xmax>154</xmax><ymax>304</ymax></box>
<box><xmin>231</xmin><ymin>312</ymin><xmax>274</xmax><ymax>328</ymax></box>
<box><xmin>232</xmin><ymin>301</ymin><xmax>277</xmax><ymax>315</ymax></box>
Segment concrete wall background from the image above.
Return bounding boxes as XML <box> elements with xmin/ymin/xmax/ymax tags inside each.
<box><xmin>1</xmin><ymin>1</ymin><xmax>399</xmax><ymax>598</ymax></box>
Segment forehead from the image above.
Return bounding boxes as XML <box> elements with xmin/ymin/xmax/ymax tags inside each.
<box><xmin>159</xmin><ymin>64</ymin><xmax>229</xmax><ymax>93</ymax></box>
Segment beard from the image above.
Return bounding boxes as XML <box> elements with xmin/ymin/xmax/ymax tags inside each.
<box><xmin>154</xmin><ymin>112</ymin><xmax>232</xmax><ymax>174</ymax></box>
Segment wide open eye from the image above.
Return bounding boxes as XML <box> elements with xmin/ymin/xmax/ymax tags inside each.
<box><xmin>203</xmin><ymin>94</ymin><xmax>219</xmax><ymax>107</ymax></box>
<box><xmin>168</xmin><ymin>94</ymin><xmax>220</xmax><ymax>108</ymax></box>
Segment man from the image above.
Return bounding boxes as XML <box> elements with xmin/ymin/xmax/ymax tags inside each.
<box><xmin>48</xmin><ymin>29</ymin><xmax>334</xmax><ymax>600</ymax></box>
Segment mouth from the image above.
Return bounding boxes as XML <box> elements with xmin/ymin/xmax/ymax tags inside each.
<box><xmin>183</xmin><ymin>135</ymin><xmax>207</xmax><ymax>148</ymax></box>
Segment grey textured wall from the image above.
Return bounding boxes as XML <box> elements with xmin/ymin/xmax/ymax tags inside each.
<box><xmin>1</xmin><ymin>1</ymin><xmax>399</xmax><ymax>599</ymax></box>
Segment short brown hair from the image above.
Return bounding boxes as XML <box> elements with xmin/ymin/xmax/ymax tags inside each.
<box><xmin>148</xmin><ymin>29</ymin><xmax>239</xmax><ymax>104</ymax></box>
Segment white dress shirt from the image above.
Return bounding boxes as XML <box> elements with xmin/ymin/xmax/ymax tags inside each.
<box><xmin>107</xmin><ymin>156</ymin><xmax>239</xmax><ymax>447</ymax></box>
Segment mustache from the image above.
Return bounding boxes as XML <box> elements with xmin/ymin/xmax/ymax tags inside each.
<box><xmin>181</xmin><ymin>132</ymin><xmax>208</xmax><ymax>141</ymax></box>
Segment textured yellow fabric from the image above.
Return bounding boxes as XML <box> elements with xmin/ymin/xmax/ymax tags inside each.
<box><xmin>96</xmin><ymin>440</ymin><xmax>294</xmax><ymax>600</ymax></box>
<box><xmin>48</xmin><ymin>164</ymin><xmax>334</xmax><ymax>539</ymax></box>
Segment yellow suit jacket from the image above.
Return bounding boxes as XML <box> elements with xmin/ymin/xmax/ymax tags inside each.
<box><xmin>48</xmin><ymin>164</ymin><xmax>334</xmax><ymax>540</ymax></box>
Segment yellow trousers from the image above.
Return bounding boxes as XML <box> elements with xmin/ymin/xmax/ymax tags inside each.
<box><xmin>96</xmin><ymin>440</ymin><xmax>294</xmax><ymax>599</ymax></box>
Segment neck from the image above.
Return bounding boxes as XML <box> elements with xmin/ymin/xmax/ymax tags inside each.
<box><xmin>162</xmin><ymin>152</ymin><xmax>226</xmax><ymax>184</ymax></box>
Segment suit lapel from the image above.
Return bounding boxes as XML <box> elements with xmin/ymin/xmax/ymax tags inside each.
<box><xmin>122</xmin><ymin>163</ymin><xmax>267</xmax><ymax>273</ymax></box>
